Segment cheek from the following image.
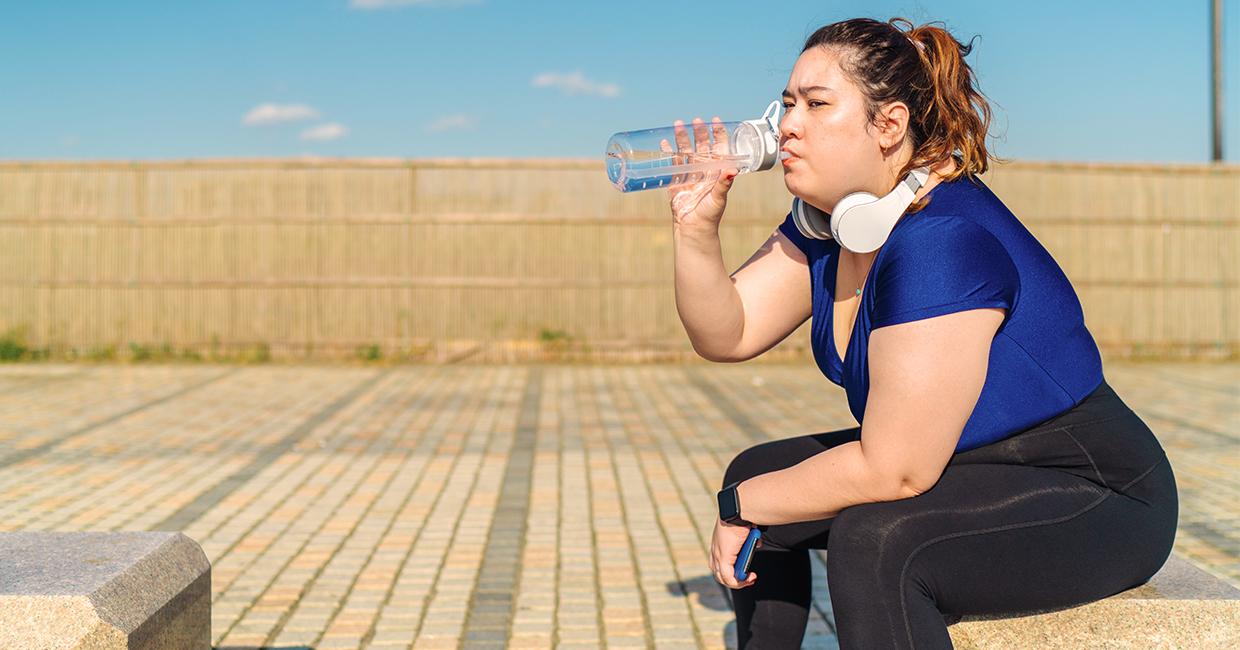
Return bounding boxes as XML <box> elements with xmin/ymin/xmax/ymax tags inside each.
<box><xmin>803</xmin><ymin>116</ymin><xmax>852</xmax><ymax>154</ymax></box>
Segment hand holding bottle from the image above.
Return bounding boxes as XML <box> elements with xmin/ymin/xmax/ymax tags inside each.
<box><xmin>660</xmin><ymin>117</ymin><xmax>740</xmax><ymax>231</ymax></box>
<box><xmin>604</xmin><ymin>99</ymin><xmax>782</xmax><ymax>206</ymax></box>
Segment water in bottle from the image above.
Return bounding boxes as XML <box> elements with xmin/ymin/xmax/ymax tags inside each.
<box><xmin>605</xmin><ymin>100</ymin><xmax>783</xmax><ymax>192</ymax></box>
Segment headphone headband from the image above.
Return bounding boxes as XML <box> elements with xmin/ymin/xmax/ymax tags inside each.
<box><xmin>790</xmin><ymin>166</ymin><xmax>934</xmax><ymax>253</ymax></box>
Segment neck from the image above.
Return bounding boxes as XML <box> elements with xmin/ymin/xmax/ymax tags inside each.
<box><xmin>912</xmin><ymin>155</ymin><xmax>958</xmax><ymax>201</ymax></box>
<box><xmin>842</xmin><ymin>156</ymin><xmax>959</xmax><ymax>268</ymax></box>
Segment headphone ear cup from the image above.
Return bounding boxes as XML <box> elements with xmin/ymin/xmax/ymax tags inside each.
<box><xmin>791</xmin><ymin>197</ymin><xmax>834</xmax><ymax>240</ymax></box>
<box><xmin>835</xmin><ymin>190</ymin><xmax>912</xmax><ymax>254</ymax></box>
<box><xmin>831</xmin><ymin>191</ymin><xmax>879</xmax><ymax>248</ymax></box>
<box><xmin>832</xmin><ymin>191</ymin><xmax>880</xmax><ymax>217</ymax></box>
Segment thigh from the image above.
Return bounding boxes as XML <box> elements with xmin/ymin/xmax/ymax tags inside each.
<box><xmin>722</xmin><ymin>426</ymin><xmax>861</xmax><ymax>486</ymax></box>
<box><xmin>722</xmin><ymin>426</ymin><xmax>861</xmax><ymax>551</ymax></box>
<box><xmin>828</xmin><ymin>458</ymin><xmax>1177</xmax><ymax>619</ymax></box>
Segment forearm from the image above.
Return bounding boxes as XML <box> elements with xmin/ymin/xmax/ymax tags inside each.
<box><xmin>735</xmin><ymin>440</ymin><xmax>918</xmax><ymax>525</ymax></box>
<box><xmin>673</xmin><ymin>223</ymin><xmax>745</xmax><ymax>360</ymax></box>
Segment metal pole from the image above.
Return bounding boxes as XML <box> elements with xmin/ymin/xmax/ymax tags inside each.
<box><xmin>1210</xmin><ymin>0</ymin><xmax>1224</xmax><ymax>162</ymax></box>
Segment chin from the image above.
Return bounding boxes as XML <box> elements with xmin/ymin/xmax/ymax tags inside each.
<box><xmin>782</xmin><ymin>172</ymin><xmax>808</xmax><ymax>198</ymax></box>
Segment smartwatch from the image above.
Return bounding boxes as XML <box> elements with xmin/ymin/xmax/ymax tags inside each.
<box><xmin>717</xmin><ymin>480</ymin><xmax>753</xmax><ymax>527</ymax></box>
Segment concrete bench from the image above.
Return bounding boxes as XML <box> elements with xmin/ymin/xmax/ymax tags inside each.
<box><xmin>0</xmin><ymin>531</ymin><xmax>211</xmax><ymax>649</ymax></box>
<box><xmin>947</xmin><ymin>553</ymin><xmax>1240</xmax><ymax>648</ymax></box>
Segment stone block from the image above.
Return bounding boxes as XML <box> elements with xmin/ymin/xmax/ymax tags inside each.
<box><xmin>948</xmin><ymin>554</ymin><xmax>1240</xmax><ymax>648</ymax></box>
<box><xmin>0</xmin><ymin>531</ymin><xmax>211</xmax><ymax>649</ymax></box>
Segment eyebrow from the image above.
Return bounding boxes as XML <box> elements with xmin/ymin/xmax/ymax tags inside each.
<box><xmin>781</xmin><ymin>85</ymin><xmax>834</xmax><ymax>97</ymax></box>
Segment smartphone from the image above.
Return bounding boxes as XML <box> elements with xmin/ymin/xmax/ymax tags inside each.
<box><xmin>733</xmin><ymin>527</ymin><xmax>762</xmax><ymax>582</ymax></box>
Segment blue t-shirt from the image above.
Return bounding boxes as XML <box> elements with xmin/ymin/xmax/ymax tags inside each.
<box><xmin>777</xmin><ymin>174</ymin><xmax>1103</xmax><ymax>453</ymax></box>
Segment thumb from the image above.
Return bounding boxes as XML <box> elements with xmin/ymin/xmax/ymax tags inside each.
<box><xmin>712</xmin><ymin>168</ymin><xmax>739</xmax><ymax>200</ymax></box>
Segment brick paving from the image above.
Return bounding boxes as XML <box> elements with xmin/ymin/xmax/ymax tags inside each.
<box><xmin>0</xmin><ymin>362</ymin><xmax>1234</xmax><ymax>649</ymax></box>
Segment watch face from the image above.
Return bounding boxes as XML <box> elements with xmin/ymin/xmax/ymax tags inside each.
<box><xmin>718</xmin><ymin>486</ymin><xmax>740</xmax><ymax>520</ymax></box>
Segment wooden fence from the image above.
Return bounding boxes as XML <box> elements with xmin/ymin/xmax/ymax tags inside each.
<box><xmin>1</xmin><ymin>158</ymin><xmax>1236</xmax><ymax>362</ymax></box>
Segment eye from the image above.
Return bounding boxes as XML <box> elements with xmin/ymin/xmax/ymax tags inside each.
<box><xmin>808</xmin><ymin>101</ymin><xmax>827</xmax><ymax>107</ymax></box>
<box><xmin>782</xmin><ymin>102</ymin><xmax>794</xmax><ymax>109</ymax></box>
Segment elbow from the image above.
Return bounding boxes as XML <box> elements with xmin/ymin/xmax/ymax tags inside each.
<box><xmin>892</xmin><ymin>472</ymin><xmax>940</xmax><ymax>500</ymax></box>
<box><xmin>860</xmin><ymin>446</ymin><xmax>948</xmax><ymax>502</ymax></box>
<box><xmin>690</xmin><ymin>340</ymin><xmax>722</xmax><ymax>362</ymax></box>
<box><xmin>894</xmin><ymin>478</ymin><xmax>928</xmax><ymax>500</ymax></box>
<box><xmin>690</xmin><ymin>340</ymin><xmax>744</xmax><ymax>363</ymax></box>
<box><xmin>871</xmin><ymin>468</ymin><xmax>940</xmax><ymax>502</ymax></box>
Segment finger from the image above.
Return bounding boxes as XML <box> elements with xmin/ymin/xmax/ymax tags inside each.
<box><xmin>711</xmin><ymin>116</ymin><xmax>728</xmax><ymax>153</ymax></box>
<box><xmin>690</xmin><ymin>118</ymin><xmax>710</xmax><ymax>183</ymax></box>
<box><xmin>718</xmin><ymin>555</ymin><xmax>741</xmax><ymax>589</ymax></box>
<box><xmin>659</xmin><ymin>138</ymin><xmax>682</xmax><ymax>188</ymax></box>
<box><xmin>692</xmin><ymin>117</ymin><xmax>710</xmax><ymax>154</ymax></box>
<box><xmin>711</xmin><ymin>168</ymin><xmax>738</xmax><ymax>203</ymax></box>
<box><xmin>673</xmin><ymin>119</ymin><xmax>691</xmax><ymax>153</ymax></box>
<box><xmin>672</xmin><ymin>120</ymin><xmax>691</xmax><ymax>186</ymax></box>
<box><xmin>730</xmin><ymin>567</ymin><xmax>758</xmax><ymax>590</ymax></box>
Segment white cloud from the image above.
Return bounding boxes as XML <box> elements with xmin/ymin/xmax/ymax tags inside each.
<box><xmin>350</xmin><ymin>0</ymin><xmax>482</xmax><ymax>9</ymax></box>
<box><xmin>425</xmin><ymin>114</ymin><xmax>476</xmax><ymax>133</ymax></box>
<box><xmin>300</xmin><ymin>123</ymin><xmax>349</xmax><ymax>141</ymax></box>
<box><xmin>242</xmin><ymin>103</ymin><xmax>321</xmax><ymax>126</ymax></box>
<box><xmin>530</xmin><ymin>71</ymin><xmax>621</xmax><ymax>98</ymax></box>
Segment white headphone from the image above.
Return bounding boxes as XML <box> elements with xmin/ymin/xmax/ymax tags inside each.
<box><xmin>790</xmin><ymin>166</ymin><xmax>933</xmax><ymax>253</ymax></box>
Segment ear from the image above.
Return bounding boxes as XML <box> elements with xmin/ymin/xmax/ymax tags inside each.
<box><xmin>875</xmin><ymin>101</ymin><xmax>911</xmax><ymax>150</ymax></box>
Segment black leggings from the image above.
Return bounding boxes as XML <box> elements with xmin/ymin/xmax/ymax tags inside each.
<box><xmin>722</xmin><ymin>376</ymin><xmax>1178</xmax><ymax>649</ymax></box>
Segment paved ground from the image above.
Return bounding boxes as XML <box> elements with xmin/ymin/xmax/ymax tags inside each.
<box><xmin>0</xmin><ymin>362</ymin><xmax>1234</xmax><ymax>649</ymax></box>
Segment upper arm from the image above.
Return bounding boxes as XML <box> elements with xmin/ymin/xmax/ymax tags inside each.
<box><xmin>860</xmin><ymin>307</ymin><xmax>1005</xmax><ymax>496</ymax></box>
<box><xmin>859</xmin><ymin>217</ymin><xmax>1018</xmax><ymax>495</ymax></box>
<box><xmin>711</xmin><ymin>228</ymin><xmax>811</xmax><ymax>362</ymax></box>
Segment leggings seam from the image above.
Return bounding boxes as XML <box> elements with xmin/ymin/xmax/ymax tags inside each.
<box><xmin>1030</xmin><ymin>413</ymin><xmax>1127</xmax><ymax>435</ymax></box>
<box><xmin>1060</xmin><ymin>429</ymin><xmax>1109</xmax><ymax>490</ymax></box>
<box><xmin>953</xmin><ymin>415</ymin><xmax>1129</xmax><ymax>459</ymax></box>
<box><xmin>1119</xmin><ymin>456</ymin><xmax>1166</xmax><ymax>493</ymax></box>
<box><xmin>898</xmin><ymin>489</ymin><xmax>1113</xmax><ymax>649</ymax></box>
<box><xmin>1052</xmin><ymin>413</ymin><xmax>1128</xmax><ymax>431</ymax></box>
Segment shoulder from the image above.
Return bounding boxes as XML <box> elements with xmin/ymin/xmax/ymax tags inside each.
<box><xmin>878</xmin><ymin>214</ymin><xmax>1014</xmax><ymax>277</ymax></box>
<box><xmin>871</xmin><ymin>214</ymin><xmax>1019</xmax><ymax>328</ymax></box>
<box><xmin>888</xmin><ymin>213</ymin><xmax>1006</xmax><ymax>257</ymax></box>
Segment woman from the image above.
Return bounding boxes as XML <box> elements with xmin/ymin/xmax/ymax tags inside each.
<box><xmin>667</xmin><ymin>17</ymin><xmax>1179</xmax><ymax>650</ymax></box>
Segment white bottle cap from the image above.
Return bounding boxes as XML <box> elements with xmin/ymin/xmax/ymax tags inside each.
<box><xmin>734</xmin><ymin>100</ymin><xmax>782</xmax><ymax>172</ymax></box>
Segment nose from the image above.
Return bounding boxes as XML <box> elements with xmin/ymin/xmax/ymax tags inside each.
<box><xmin>779</xmin><ymin>109</ymin><xmax>800</xmax><ymax>142</ymax></box>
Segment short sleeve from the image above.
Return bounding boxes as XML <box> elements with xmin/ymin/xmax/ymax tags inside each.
<box><xmin>871</xmin><ymin>216</ymin><xmax>1018</xmax><ymax>329</ymax></box>
<box><xmin>777</xmin><ymin>208</ymin><xmax>814</xmax><ymax>256</ymax></box>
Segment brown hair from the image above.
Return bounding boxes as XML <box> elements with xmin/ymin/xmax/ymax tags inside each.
<box><xmin>801</xmin><ymin>17</ymin><xmax>1005</xmax><ymax>211</ymax></box>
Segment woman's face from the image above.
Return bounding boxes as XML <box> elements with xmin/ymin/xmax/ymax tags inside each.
<box><xmin>779</xmin><ymin>46</ymin><xmax>908</xmax><ymax>213</ymax></box>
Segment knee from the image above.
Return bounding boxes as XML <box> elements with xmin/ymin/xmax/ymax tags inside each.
<box><xmin>722</xmin><ymin>443</ymin><xmax>772</xmax><ymax>490</ymax></box>
<box><xmin>827</xmin><ymin>502</ymin><xmax>920</xmax><ymax>577</ymax></box>
<box><xmin>826</xmin><ymin>505</ymin><xmax>880</xmax><ymax>563</ymax></box>
<box><xmin>825</xmin><ymin>506</ymin><xmax>911</xmax><ymax>615</ymax></box>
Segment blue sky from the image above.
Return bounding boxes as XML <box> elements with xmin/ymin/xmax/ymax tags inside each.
<box><xmin>1</xmin><ymin>0</ymin><xmax>1236</xmax><ymax>163</ymax></box>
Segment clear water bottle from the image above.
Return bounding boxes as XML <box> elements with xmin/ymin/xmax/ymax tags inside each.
<box><xmin>605</xmin><ymin>100</ymin><xmax>783</xmax><ymax>192</ymax></box>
